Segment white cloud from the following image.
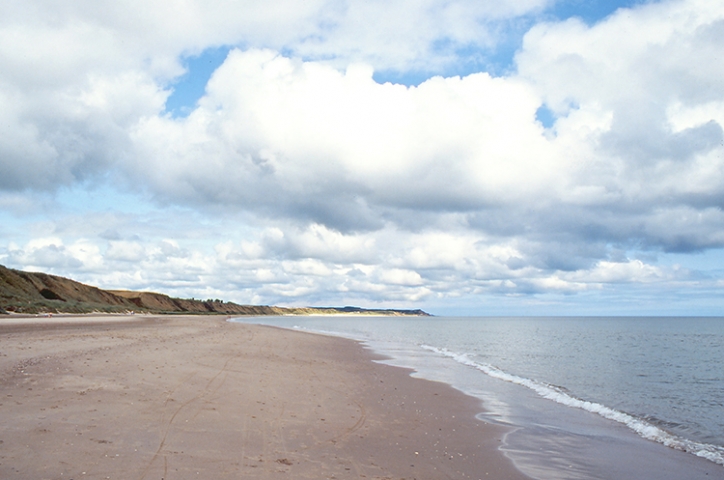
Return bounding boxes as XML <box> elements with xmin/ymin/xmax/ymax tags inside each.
<box><xmin>291</xmin><ymin>0</ymin><xmax>550</xmax><ymax>71</ymax></box>
<box><xmin>0</xmin><ymin>0</ymin><xmax>552</xmax><ymax>191</ymax></box>
<box><xmin>6</xmin><ymin>238</ymin><xmax>89</xmax><ymax>272</ymax></box>
<box><xmin>130</xmin><ymin>48</ymin><xmax>560</xmax><ymax>227</ymax></box>
<box><xmin>2</xmin><ymin>0</ymin><xmax>724</xmax><ymax>312</ymax></box>
<box><xmin>517</xmin><ymin>0</ymin><xmax>724</xmax><ymax>175</ymax></box>
<box><xmin>282</xmin><ymin>258</ymin><xmax>333</xmax><ymax>277</ymax></box>
<box><xmin>378</xmin><ymin>268</ymin><xmax>424</xmax><ymax>286</ymax></box>
<box><xmin>106</xmin><ymin>240</ymin><xmax>146</xmax><ymax>262</ymax></box>
<box><xmin>565</xmin><ymin>259</ymin><xmax>669</xmax><ymax>284</ymax></box>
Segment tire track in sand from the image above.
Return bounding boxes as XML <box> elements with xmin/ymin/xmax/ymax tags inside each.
<box><xmin>138</xmin><ymin>353</ymin><xmax>239</xmax><ymax>480</ymax></box>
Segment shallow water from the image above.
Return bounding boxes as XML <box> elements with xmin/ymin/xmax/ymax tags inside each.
<box><xmin>230</xmin><ymin>316</ymin><xmax>724</xmax><ymax>479</ymax></box>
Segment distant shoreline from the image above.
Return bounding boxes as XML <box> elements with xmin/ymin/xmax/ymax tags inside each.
<box><xmin>1</xmin><ymin>264</ymin><xmax>430</xmax><ymax>316</ymax></box>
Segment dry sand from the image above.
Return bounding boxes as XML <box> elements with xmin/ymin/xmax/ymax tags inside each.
<box><xmin>0</xmin><ymin>315</ymin><xmax>527</xmax><ymax>479</ymax></box>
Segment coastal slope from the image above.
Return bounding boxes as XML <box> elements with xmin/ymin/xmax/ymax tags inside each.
<box><xmin>0</xmin><ymin>264</ymin><xmax>429</xmax><ymax>316</ymax></box>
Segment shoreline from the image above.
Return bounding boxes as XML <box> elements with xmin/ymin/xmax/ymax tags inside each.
<box><xmin>0</xmin><ymin>315</ymin><xmax>526</xmax><ymax>479</ymax></box>
<box><xmin>234</xmin><ymin>315</ymin><xmax>724</xmax><ymax>479</ymax></box>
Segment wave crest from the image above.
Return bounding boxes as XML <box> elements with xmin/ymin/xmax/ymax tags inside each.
<box><xmin>421</xmin><ymin>345</ymin><xmax>724</xmax><ymax>466</ymax></box>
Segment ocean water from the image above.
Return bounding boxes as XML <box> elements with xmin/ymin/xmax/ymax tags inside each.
<box><xmin>229</xmin><ymin>316</ymin><xmax>724</xmax><ymax>479</ymax></box>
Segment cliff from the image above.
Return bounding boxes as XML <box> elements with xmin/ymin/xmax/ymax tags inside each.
<box><xmin>0</xmin><ymin>265</ymin><xmax>429</xmax><ymax>316</ymax></box>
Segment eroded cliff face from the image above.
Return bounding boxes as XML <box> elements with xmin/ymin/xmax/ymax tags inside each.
<box><xmin>0</xmin><ymin>264</ymin><xmax>271</xmax><ymax>314</ymax></box>
<box><xmin>0</xmin><ymin>264</ymin><xmax>135</xmax><ymax>313</ymax></box>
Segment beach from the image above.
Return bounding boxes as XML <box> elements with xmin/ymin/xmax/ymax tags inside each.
<box><xmin>237</xmin><ymin>315</ymin><xmax>724</xmax><ymax>479</ymax></box>
<box><xmin>0</xmin><ymin>315</ymin><xmax>526</xmax><ymax>479</ymax></box>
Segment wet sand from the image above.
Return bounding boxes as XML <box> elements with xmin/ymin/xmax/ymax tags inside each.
<box><xmin>0</xmin><ymin>315</ymin><xmax>527</xmax><ymax>479</ymax></box>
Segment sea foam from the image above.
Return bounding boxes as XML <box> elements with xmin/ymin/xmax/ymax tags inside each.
<box><xmin>421</xmin><ymin>345</ymin><xmax>724</xmax><ymax>466</ymax></box>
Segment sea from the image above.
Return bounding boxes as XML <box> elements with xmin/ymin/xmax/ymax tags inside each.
<box><xmin>229</xmin><ymin>316</ymin><xmax>724</xmax><ymax>479</ymax></box>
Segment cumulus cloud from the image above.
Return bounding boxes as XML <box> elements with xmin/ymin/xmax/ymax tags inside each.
<box><xmin>0</xmin><ymin>0</ymin><xmax>548</xmax><ymax>189</ymax></box>
<box><xmin>6</xmin><ymin>238</ymin><xmax>97</xmax><ymax>272</ymax></box>
<box><xmin>127</xmin><ymin>0</ymin><xmax>724</xmax><ymax>254</ymax></box>
<box><xmin>105</xmin><ymin>240</ymin><xmax>147</xmax><ymax>263</ymax></box>
<box><xmin>2</xmin><ymin>0</ymin><xmax>724</xmax><ymax>312</ymax></box>
<box><xmin>514</xmin><ymin>0</ymin><xmax>724</xmax><ymax>241</ymax></box>
<box><xmin>130</xmin><ymin>48</ymin><xmax>557</xmax><ymax>228</ymax></box>
<box><xmin>291</xmin><ymin>0</ymin><xmax>551</xmax><ymax>71</ymax></box>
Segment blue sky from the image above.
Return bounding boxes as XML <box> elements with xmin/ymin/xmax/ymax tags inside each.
<box><xmin>2</xmin><ymin>0</ymin><xmax>724</xmax><ymax>315</ymax></box>
<box><xmin>166</xmin><ymin>46</ymin><xmax>233</xmax><ymax>118</ymax></box>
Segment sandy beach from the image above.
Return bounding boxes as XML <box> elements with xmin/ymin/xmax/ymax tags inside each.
<box><xmin>0</xmin><ymin>315</ymin><xmax>526</xmax><ymax>479</ymax></box>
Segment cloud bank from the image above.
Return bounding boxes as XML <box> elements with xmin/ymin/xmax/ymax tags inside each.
<box><xmin>1</xmin><ymin>0</ymin><xmax>724</xmax><ymax>313</ymax></box>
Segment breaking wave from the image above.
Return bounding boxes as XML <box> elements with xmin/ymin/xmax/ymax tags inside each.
<box><xmin>421</xmin><ymin>345</ymin><xmax>724</xmax><ymax>466</ymax></box>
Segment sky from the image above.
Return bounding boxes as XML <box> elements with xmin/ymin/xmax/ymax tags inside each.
<box><xmin>2</xmin><ymin>0</ymin><xmax>724</xmax><ymax>316</ymax></box>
